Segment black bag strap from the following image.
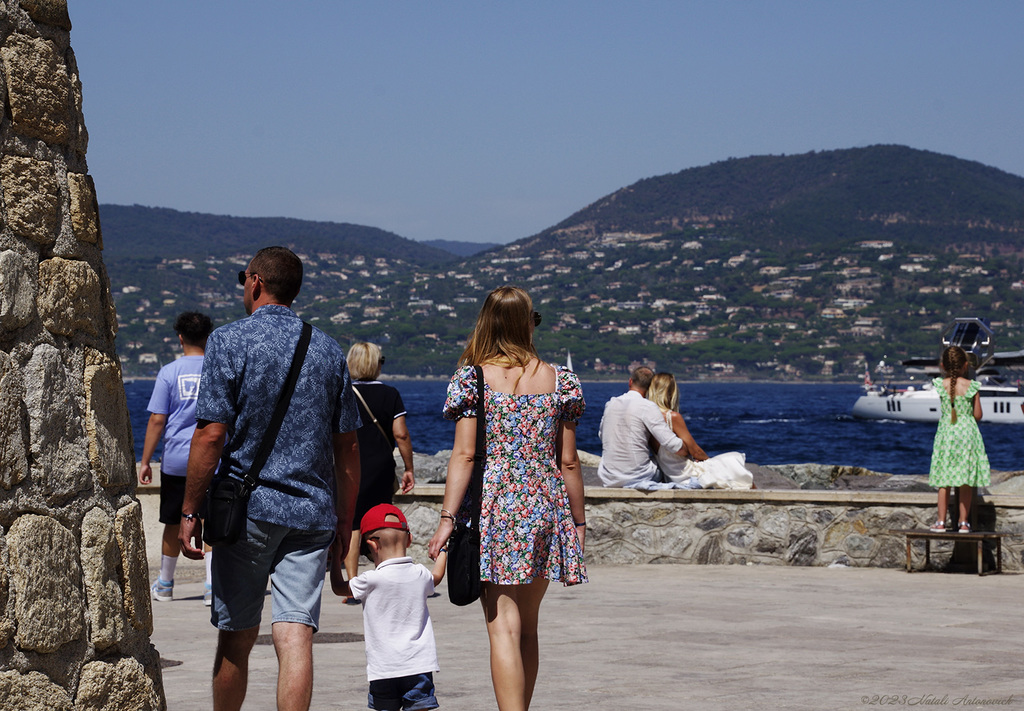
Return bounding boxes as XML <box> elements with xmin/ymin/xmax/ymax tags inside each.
<box><xmin>239</xmin><ymin>321</ymin><xmax>313</xmax><ymax>493</ymax></box>
<box><xmin>468</xmin><ymin>365</ymin><xmax>486</xmax><ymax>529</ymax></box>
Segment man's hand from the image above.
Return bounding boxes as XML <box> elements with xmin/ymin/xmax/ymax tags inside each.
<box><xmin>179</xmin><ymin>516</ymin><xmax>205</xmax><ymax>559</ymax></box>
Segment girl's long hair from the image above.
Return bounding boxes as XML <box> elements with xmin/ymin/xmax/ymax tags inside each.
<box><xmin>459</xmin><ymin>286</ymin><xmax>539</xmax><ymax>375</ymax></box>
<box><xmin>646</xmin><ymin>372</ymin><xmax>680</xmax><ymax>413</ymax></box>
<box><xmin>941</xmin><ymin>345</ymin><xmax>968</xmax><ymax>424</ymax></box>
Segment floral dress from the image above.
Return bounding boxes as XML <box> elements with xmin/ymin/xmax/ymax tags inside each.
<box><xmin>928</xmin><ymin>377</ymin><xmax>990</xmax><ymax>488</ymax></box>
<box><xmin>443</xmin><ymin>364</ymin><xmax>587</xmax><ymax>586</ymax></box>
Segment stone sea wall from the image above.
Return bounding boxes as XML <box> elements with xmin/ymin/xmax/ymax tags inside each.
<box><xmin>394</xmin><ymin>452</ymin><xmax>1024</xmax><ymax>573</ymax></box>
<box><xmin>396</xmin><ymin>486</ymin><xmax>1024</xmax><ymax>573</ymax></box>
<box><xmin>0</xmin><ymin>3</ymin><xmax>164</xmax><ymax>709</ymax></box>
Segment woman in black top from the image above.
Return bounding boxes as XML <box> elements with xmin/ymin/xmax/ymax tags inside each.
<box><xmin>342</xmin><ymin>342</ymin><xmax>415</xmax><ymax>601</ymax></box>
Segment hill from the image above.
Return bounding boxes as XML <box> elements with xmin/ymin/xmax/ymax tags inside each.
<box><xmin>104</xmin><ymin>146</ymin><xmax>1024</xmax><ymax>380</ymax></box>
<box><xmin>99</xmin><ymin>204</ymin><xmax>457</xmax><ymax>264</ymax></box>
<box><xmin>528</xmin><ymin>145</ymin><xmax>1024</xmax><ymax>252</ymax></box>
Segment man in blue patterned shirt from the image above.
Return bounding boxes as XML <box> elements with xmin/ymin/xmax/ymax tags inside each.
<box><xmin>180</xmin><ymin>246</ymin><xmax>361</xmax><ymax>711</ymax></box>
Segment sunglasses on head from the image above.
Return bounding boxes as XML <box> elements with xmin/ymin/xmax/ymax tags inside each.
<box><xmin>237</xmin><ymin>271</ymin><xmax>258</xmax><ymax>286</ymax></box>
<box><xmin>533</xmin><ymin>311</ymin><xmax>542</xmax><ymax>326</ymax></box>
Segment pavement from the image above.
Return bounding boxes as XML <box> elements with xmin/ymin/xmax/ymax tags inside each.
<box><xmin>143</xmin><ymin>502</ymin><xmax>1024</xmax><ymax>710</ymax></box>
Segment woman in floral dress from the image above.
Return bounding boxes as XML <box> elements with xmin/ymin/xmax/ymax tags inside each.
<box><xmin>428</xmin><ymin>286</ymin><xmax>586</xmax><ymax>711</ymax></box>
<box><xmin>928</xmin><ymin>345</ymin><xmax>990</xmax><ymax>533</ymax></box>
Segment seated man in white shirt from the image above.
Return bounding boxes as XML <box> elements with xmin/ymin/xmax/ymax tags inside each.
<box><xmin>597</xmin><ymin>366</ymin><xmax>687</xmax><ymax>487</ymax></box>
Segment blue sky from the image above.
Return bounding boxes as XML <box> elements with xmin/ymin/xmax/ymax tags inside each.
<box><xmin>68</xmin><ymin>2</ymin><xmax>1024</xmax><ymax>244</ymax></box>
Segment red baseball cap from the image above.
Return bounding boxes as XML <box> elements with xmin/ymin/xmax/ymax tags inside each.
<box><xmin>360</xmin><ymin>504</ymin><xmax>409</xmax><ymax>536</ymax></box>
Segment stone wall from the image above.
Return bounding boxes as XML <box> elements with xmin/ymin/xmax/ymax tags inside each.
<box><xmin>396</xmin><ymin>485</ymin><xmax>1024</xmax><ymax>574</ymax></box>
<box><xmin>0</xmin><ymin>3</ymin><xmax>164</xmax><ymax>709</ymax></box>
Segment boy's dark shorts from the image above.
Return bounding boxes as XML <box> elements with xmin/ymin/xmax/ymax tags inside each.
<box><xmin>368</xmin><ymin>672</ymin><xmax>438</xmax><ymax>711</ymax></box>
<box><xmin>158</xmin><ymin>475</ymin><xmax>205</xmax><ymax>524</ymax></box>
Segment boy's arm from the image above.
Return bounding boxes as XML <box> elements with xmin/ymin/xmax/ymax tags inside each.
<box><xmin>329</xmin><ymin>552</ymin><xmax>351</xmax><ymax>597</ymax></box>
<box><xmin>431</xmin><ymin>548</ymin><xmax>447</xmax><ymax>587</ymax></box>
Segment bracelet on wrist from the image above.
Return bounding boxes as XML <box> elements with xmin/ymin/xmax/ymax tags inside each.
<box><xmin>440</xmin><ymin>509</ymin><xmax>456</xmax><ymax>518</ymax></box>
<box><xmin>574</xmin><ymin>521</ymin><xmax>586</xmax><ymax>527</ymax></box>
<box><xmin>182</xmin><ymin>513</ymin><xmax>198</xmax><ymax>522</ymax></box>
<box><xmin>440</xmin><ymin>513</ymin><xmax>455</xmax><ymax>522</ymax></box>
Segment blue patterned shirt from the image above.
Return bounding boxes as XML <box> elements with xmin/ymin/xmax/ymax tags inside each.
<box><xmin>196</xmin><ymin>305</ymin><xmax>361</xmax><ymax>531</ymax></box>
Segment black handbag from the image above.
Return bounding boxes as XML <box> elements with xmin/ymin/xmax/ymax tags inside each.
<box><xmin>447</xmin><ymin>365</ymin><xmax>486</xmax><ymax>606</ymax></box>
<box><xmin>203</xmin><ymin>322</ymin><xmax>312</xmax><ymax>546</ymax></box>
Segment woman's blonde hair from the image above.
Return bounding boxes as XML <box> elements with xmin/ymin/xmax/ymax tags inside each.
<box><xmin>347</xmin><ymin>341</ymin><xmax>382</xmax><ymax>381</ymax></box>
<box><xmin>646</xmin><ymin>372</ymin><xmax>679</xmax><ymax>413</ymax></box>
<box><xmin>459</xmin><ymin>286</ymin><xmax>539</xmax><ymax>372</ymax></box>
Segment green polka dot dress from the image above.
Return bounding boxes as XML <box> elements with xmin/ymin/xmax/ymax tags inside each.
<box><xmin>928</xmin><ymin>377</ymin><xmax>990</xmax><ymax>488</ymax></box>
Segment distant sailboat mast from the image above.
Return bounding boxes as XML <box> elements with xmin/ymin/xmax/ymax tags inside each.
<box><xmin>566</xmin><ymin>350</ymin><xmax>573</xmax><ymax>371</ymax></box>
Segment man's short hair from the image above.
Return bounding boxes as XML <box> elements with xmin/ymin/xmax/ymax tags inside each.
<box><xmin>250</xmin><ymin>246</ymin><xmax>303</xmax><ymax>304</ymax></box>
<box><xmin>630</xmin><ymin>366</ymin><xmax>654</xmax><ymax>391</ymax></box>
<box><xmin>174</xmin><ymin>311</ymin><xmax>214</xmax><ymax>347</ymax></box>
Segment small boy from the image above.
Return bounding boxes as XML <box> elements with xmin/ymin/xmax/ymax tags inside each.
<box><xmin>332</xmin><ymin>503</ymin><xmax>447</xmax><ymax>711</ymax></box>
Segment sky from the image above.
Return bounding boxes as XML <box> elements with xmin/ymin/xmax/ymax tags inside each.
<box><xmin>67</xmin><ymin>2</ymin><xmax>1024</xmax><ymax>245</ymax></box>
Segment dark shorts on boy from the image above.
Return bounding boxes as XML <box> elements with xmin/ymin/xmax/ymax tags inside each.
<box><xmin>368</xmin><ymin>672</ymin><xmax>438</xmax><ymax>711</ymax></box>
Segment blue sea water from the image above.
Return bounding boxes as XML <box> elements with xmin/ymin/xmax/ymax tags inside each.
<box><xmin>124</xmin><ymin>380</ymin><xmax>1023</xmax><ymax>477</ymax></box>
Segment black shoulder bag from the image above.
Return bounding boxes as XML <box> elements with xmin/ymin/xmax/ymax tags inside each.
<box><xmin>204</xmin><ymin>322</ymin><xmax>312</xmax><ymax>546</ymax></box>
<box><xmin>447</xmin><ymin>365</ymin><xmax>486</xmax><ymax>606</ymax></box>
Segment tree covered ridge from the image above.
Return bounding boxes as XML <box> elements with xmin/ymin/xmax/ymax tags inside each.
<box><xmin>538</xmin><ymin>146</ymin><xmax>1024</xmax><ymax>249</ymax></box>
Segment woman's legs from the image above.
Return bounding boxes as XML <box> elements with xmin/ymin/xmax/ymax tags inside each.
<box><xmin>480</xmin><ymin>580</ymin><xmax>550</xmax><ymax>711</ymax></box>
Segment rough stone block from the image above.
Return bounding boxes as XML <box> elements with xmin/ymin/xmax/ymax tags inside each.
<box><xmin>115</xmin><ymin>501</ymin><xmax>153</xmax><ymax>634</ymax></box>
<box><xmin>0</xmin><ymin>249</ymin><xmax>36</xmax><ymax>331</ymax></box>
<box><xmin>18</xmin><ymin>0</ymin><xmax>72</xmax><ymax>31</ymax></box>
<box><xmin>68</xmin><ymin>172</ymin><xmax>101</xmax><ymax>246</ymax></box>
<box><xmin>0</xmin><ymin>352</ymin><xmax>28</xmax><ymax>490</ymax></box>
<box><xmin>0</xmin><ymin>670</ymin><xmax>74</xmax><ymax>711</ymax></box>
<box><xmin>0</xmin><ymin>155</ymin><xmax>58</xmax><ymax>245</ymax></box>
<box><xmin>84</xmin><ymin>350</ymin><xmax>134</xmax><ymax>488</ymax></box>
<box><xmin>24</xmin><ymin>343</ymin><xmax>90</xmax><ymax>499</ymax></box>
<box><xmin>0</xmin><ymin>530</ymin><xmax>13</xmax><ymax>649</ymax></box>
<box><xmin>76</xmin><ymin>657</ymin><xmax>162</xmax><ymax>711</ymax></box>
<box><xmin>7</xmin><ymin>514</ymin><xmax>85</xmax><ymax>652</ymax></box>
<box><xmin>0</xmin><ymin>33</ymin><xmax>73</xmax><ymax>144</ymax></box>
<box><xmin>37</xmin><ymin>257</ymin><xmax>103</xmax><ymax>337</ymax></box>
<box><xmin>80</xmin><ymin>508</ymin><xmax>125</xmax><ymax>650</ymax></box>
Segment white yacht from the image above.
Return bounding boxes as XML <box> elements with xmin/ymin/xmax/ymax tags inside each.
<box><xmin>851</xmin><ymin>318</ymin><xmax>1024</xmax><ymax>424</ymax></box>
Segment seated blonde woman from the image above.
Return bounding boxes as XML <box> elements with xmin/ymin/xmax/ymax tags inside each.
<box><xmin>646</xmin><ymin>372</ymin><xmax>753</xmax><ymax>490</ymax></box>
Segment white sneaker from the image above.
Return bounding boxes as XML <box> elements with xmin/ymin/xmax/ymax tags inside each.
<box><xmin>151</xmin><ymin>578</ymin><xmax>173</xmax><ymax>602</ymax></box>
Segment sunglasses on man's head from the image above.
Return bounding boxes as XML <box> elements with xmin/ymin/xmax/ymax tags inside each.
<box><xmin>238</xmin><ymin>271</ymin><xmax>258</xmax><ymax>286</ymax></box>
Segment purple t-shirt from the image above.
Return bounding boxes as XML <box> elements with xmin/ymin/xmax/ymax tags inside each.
<box><xmin>147</xmin><ymin>355</ymin><xmax>205</xmax><ymax>477</ymax></box>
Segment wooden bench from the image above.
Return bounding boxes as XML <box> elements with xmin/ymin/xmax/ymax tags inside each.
<box><xmin>890</xmin><ymin>529</ymin><xmax>1006</xmax><ymax>575</ymax></box>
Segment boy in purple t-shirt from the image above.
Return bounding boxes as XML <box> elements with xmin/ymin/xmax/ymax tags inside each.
<box><xmin>139</xmin><ymin>311</ymin><xmax>214</xmax><ymax>604</ymax></box>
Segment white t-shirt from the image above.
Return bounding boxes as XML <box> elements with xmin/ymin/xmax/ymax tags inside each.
<box><xmin>349</xmin><ymin>556</ymin><xmax>439</xmax><ymax>681</ymax></box>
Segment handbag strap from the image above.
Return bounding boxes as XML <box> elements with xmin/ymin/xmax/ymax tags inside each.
<box><xmin>352</xmin><ymin>385</ymin><xmax>391</xmax><ymax>444</ymax></box>
<box><xmin>239</xmin><ymin>321</ymin><xmax>313</xmax><ymax>493</ymax></box>
<box><xmin>469</xmin><ymin>365</ymin><xmax>486</xmax><ymax>530</ymax></box>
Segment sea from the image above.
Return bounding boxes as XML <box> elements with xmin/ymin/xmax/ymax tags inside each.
<box><xmin>124</xmin><ymin>380</ymin><xmax>1023</xmax><ymax>477</ymax></box>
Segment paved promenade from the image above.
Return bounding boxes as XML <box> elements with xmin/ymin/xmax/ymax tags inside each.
<box><xmin>150</xmin><ymin>561</ymin><xmax>1022</xmax><ymax>710</ymax></box>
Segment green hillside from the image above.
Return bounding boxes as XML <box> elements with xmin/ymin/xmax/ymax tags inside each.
<box><xmin>534</xmin><ymin>145</ymin><xmax>1024</xmax><ymax>251</ymax></box>
<box><xmin>104</xmin><ymin>147</ymin><xmax>1024</xmax><ymax>380</ymax></box>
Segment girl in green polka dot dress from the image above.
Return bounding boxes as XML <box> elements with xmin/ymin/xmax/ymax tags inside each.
<box><xmin>928</xmin><ymin>345</ymin><xmax>990</xmax><ymax>533</ymax></box>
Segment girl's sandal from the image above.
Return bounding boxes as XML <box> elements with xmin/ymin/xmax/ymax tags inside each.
<box><xmin>958</xmin><ymin>522</ymin><xmax>971</xmax><ymax>533</ymax></box>
<box><xmin>929</xmin><ymin>521</ymin><xmax>946</xmax><ymax>532</ymax></box>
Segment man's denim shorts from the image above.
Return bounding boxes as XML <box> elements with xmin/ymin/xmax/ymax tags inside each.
<box><xmin>210</xmin><ymin>516</ymin><xmax>334</xmax><ymax>631</ymax></box>
<box><xmin>368</xmin><ymin>673</ymin><xmax>438</xmax><ymax>711</ymax></box>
